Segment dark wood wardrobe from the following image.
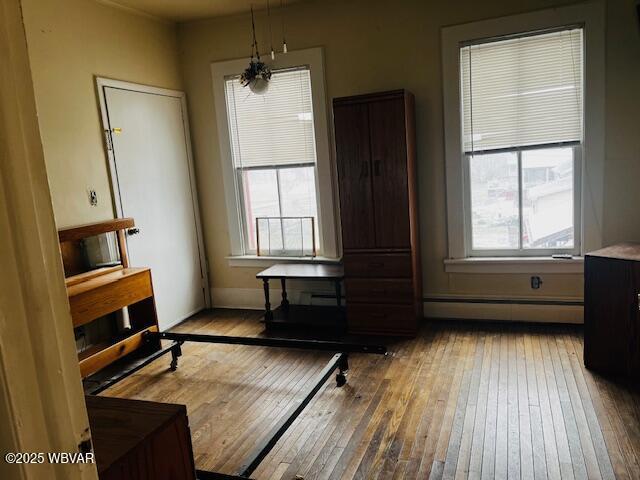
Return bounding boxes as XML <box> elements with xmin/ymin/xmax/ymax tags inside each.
<box><xmin>333</xmin><ymin>90</ymin><xmax>421</xmax><ymax>335</ymax></box>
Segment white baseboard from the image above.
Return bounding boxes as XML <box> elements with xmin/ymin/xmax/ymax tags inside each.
<box><xmin>423</xmin><ymin>299</ymin><xmax>583</xmax><ymax>324</ymax></box>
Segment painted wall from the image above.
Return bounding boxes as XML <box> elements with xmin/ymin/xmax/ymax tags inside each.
<box><xmin>178</xmin><ymin>0</ymin><xmax>640</xmax><ymax>303</ymax></box>
<box><xmin>21</xmin><ymin>0</ymin><xmax>183</xmax><ymax>228</ymax></box>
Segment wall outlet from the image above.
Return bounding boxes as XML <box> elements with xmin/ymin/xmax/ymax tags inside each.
<box><xmin>531</xmin><ymin>276</ymin><xmax>543</xmax><ymax>289</ymax></box>
<box><xmin>88</xmin><ymin>189</ymin><xmax>98</xmax><ymax>206</ymax></box>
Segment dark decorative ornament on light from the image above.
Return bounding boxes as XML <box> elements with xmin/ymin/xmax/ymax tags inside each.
<box><xmin>241</xmin><ymin>5</ymin><xmax>272</xmax><ymax>94</ymax></box>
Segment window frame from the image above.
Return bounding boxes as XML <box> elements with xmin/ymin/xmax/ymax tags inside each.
<box><xmin>441</xmin><ymin>3</ymin><xmax>605</xmax><ymax>264</ymax></box>
<box><xmin>211</xmin><ymin>48</ymin><xmax>338</xmax><ymax>259</ymax></box>
<box><xmin>462</xmin><ymin>143</ymin><xmax>582</xmax><ymax>257</ymax></box>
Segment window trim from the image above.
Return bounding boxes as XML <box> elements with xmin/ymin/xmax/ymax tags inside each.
<box><xmin>211</xmin><ymin>48</ymin><xmax>338</xmax><ymax>259</ymax></box>
<box><xmin>463</xmin><ymin>144</ymin><xmax>582</xmax><ymax>257</ymax></box>
<box><xmin>441</xmin><ymin>3</ymin><xmax>605</xmax><ymax>263</ymax></box>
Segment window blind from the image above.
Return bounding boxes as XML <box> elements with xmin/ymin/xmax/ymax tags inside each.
<box><xmin>225</xmin><ymin>67</ymin><xmax>317</xmax><ymax>168</ymax></box>
<box><xmin>460</xmin><ymin>28</ymin><xmax>583</xmax><ymax>153</ymax></box>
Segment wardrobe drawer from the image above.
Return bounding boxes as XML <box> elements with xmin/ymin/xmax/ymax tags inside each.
<box><xmin>347</xmin><ymin>304</ymin><xmax>416</xmax><ymax>335</ymax></box>
<box><xmin>345</xmin><ymin>278</ymin><xmax>413</xmax><ymax>304</ymax></box>
<box><xmin>344</xmin><ymin>253</ymin><xmax>412</xmax><ymax>278</ymax></box>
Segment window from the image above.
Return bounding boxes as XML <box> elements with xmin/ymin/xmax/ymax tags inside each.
<box><xmin>212</xmin><ymin>48</ymin><xmax>338</xmax><ymax>260</ymax></box>
<box><xmin>224</xmin><ymin>67</ymin><xmax>319</xmax><ymax>255</ymax></box>
<box><xmin>460</xmin><ymin>27</ymin><xmax>584</xmax><ymax>257</ymax></box>
<box><xmin>442</xmin><ymin>5</ymin><xmax>604</xmax><ymax>270</ymax></box>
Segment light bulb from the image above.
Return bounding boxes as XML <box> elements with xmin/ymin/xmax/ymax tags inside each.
<box><xmin>283</xmin><ymin>41</ymin><xmax>288</xmax><ymax>53</ymax></box>
<box><xmin>271</xmin><ymin>49</ymin><xmax>275</xmax><ymax>60</ymax></box>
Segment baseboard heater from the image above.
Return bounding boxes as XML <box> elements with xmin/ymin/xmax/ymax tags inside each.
<box><xmin>423</xmin><ymin>296</ymin><xmax>583</xmax><ymax>306</ymax></box>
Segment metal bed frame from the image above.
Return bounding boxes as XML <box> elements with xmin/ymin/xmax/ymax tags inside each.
<box><xmin>87</xmin><ymin>330</ymin><xmax>387</xmax><ymax>480</ymax></box>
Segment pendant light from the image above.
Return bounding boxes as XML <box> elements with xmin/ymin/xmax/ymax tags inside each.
<box><xmin>268</xmin><ymin>0</ymin><xmax>275</xmax><ymax>60</ymax></box>
<box><xmin>240</xmin><ymin>5</ymin><xmax>272</xmax><ymax>94</ymax></box>
<box><xmin>281</xmin><ymin>0</ymin><xmax>288</xmax><ymax>53</ymax></box>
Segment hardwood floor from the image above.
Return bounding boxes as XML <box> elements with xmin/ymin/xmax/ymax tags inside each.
<box><xmin>101</xmin><ymin>309</ymin><xmax>640</xmax><ymax>479</ymax></box>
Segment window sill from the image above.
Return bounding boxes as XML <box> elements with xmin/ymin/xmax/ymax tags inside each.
<box><xmin>226</xmin><ymin>255</ymin><xmax>342</xmax><ymax>268</ymax></box>
<box><xmin>444</xmin><ymin>256</ymin><xmax>584</xmax><ymax>274</ymax></box>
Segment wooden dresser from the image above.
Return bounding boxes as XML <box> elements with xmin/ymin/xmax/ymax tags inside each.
<box><xmin>333</xmin><ymin>90</ymin><xmax>421</xmax><ymax>335</ymax></box>
<box><xmin>87</xmin><ymin>395</ymin><xmax>196</xmax><ymax>480</ymax></box>
<box><xmin>584</xmin><ymin>243</ymin><xmax>640</xmax><ymax>379</ymax></box>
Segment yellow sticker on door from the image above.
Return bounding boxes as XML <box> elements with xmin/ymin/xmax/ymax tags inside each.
<box><xmin>112</xmin><ymin>127</ymin><xmax>122</xmax><ymax>134</ymax></box>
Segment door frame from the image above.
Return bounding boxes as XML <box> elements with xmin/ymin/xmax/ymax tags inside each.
<box><xmin>95</xmin><ymin>77</ymin><xmax>211</xmax><ymax>309</ymax></box>
<box><xmin>1</xmin><ymin>0</ymin><xmax>96</xmax><ymax>476</ymax></box>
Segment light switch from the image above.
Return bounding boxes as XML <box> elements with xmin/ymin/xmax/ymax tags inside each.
<box><xmin>88</xmin><ymin>189</ymin><xmax>98</xmax><ymax>206</ymax></box>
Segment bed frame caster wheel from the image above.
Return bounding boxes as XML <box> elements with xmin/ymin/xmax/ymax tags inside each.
<box><xmin>336</xmin><ymin>353</ymin><xmax>349</xmax><ymax>387</ymax></box>
<box><xmin>169</xmin><ymin>342</ymin><xmax>183</xmax><ymax>371</ymax></box>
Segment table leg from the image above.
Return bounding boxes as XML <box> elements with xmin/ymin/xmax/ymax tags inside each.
<box><xmin>263</xmin><ymin>278</ymin><xmax>273</xmax><ymax>322</ymax></box>
<box><xmin>335</xmin><ymin>280</ymin><xmax>342</xmax><ymax>308</ymax></box>
<box><xmin>280</xmin><ymin>278</ymin><xmax>289</xmax><ymax>311</ymax></box>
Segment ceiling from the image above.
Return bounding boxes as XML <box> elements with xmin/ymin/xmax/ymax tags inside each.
<box><xmin>103</xmin><ymin>0</ymin><xmax>308</xmax><ymax>22</ymax></box>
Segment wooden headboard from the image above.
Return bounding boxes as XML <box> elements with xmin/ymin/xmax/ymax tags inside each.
<box><xmin>58</xmin><ymin>218</ymin><xmax>134</xmax><ymax>276</ymax></box>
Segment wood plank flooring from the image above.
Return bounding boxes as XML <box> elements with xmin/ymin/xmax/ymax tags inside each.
<box><xmin>101</xmin><ymin>309</ymin><xmax>640</xmax><ymax>479</ymax></box>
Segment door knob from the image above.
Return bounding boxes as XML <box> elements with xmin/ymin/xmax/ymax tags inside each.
<box><xmin>127</xmin><ymin>228</ymin><xmax>140</xmax><ymax>236</ymax></box>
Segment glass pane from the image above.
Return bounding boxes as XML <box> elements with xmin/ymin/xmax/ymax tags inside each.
<box><xmin>256</xmin><ymin>218</ymin><xmax>284</xmax><ymax>254</ymax></box>
<box><xmin>470</xmin><ymin>152</ymin><xmax>520</xmax><ymax>249</ymax></box>
<box><xmin>279</xmin><ymin>166</ymin><xmax>318</xmax><ymax>252</ymax></box>
<box><xmin>522</xmin><ymin>147</ymin><xmax>574</xmax><ymax>249</ymax></box>
<box><xmin>242</xmin><ymin>169</ymin><xmax>280</xmax><ymax>251</ymax></box>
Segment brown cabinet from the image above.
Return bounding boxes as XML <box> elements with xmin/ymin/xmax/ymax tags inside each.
<box><xmin>584</xmin><ymin>243</ymin><xmax>640</xmax><ymax>379</ymax></box>
<box><xmin>87</xmin><ymin>395</ymin><xmax>196</xmax><ymax>480</ymax></box>
<box><xmin>333</xmin><ymin>90</ymin><xmax>421</xmax><ymax>335</ymax></box>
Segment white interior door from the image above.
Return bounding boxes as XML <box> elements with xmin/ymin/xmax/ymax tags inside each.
<box><xmin>101</xmin><ymin>83</ymin><xmax>207</xmax><ymax>330</ymax></box>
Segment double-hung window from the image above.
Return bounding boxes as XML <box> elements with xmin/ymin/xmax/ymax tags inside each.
<box><xmin>224</xmin><ymin>67</ymin><xmax>319</xmax><ymax>256</ymax></box>
<box><xmin>460</xmin><ymin>28</ymin><xmax>583</xmax><ymax>256</ymax></box>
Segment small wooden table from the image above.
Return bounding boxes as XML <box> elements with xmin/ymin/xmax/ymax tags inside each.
<box><xmin>256</xmin><ymin>264</ymin><xmax>345</xmax><ymax>331</ymax></box>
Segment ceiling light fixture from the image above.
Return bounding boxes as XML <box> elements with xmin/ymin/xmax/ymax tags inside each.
<box><xmin>280</xmin><ymin>0</ymin><xmax>288</xmax><ymax>53</ymax></box>
<box><xmin>268</xmin><ymin>0</ymin><xmax>275</xmax><ymax>60</ymax></box>
<box><xmin>240</xmin><ymin>5</ymin><xmax>272</xmax><ymax>94</ymax></box>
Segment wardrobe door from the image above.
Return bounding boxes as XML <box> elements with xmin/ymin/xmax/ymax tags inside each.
<box><xmin>334</xmin><ymin>103</ymin><xmax>376</xmax><ymax>250</ymax></box>
<box><xmin>368</xmin><ymin>98</ymin><xmax>410</xmax><ymax>248</ymax></box>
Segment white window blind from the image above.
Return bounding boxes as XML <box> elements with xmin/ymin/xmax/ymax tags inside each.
<box><xmin>225</xmin><ymin>67</ymin><xmax>317</xmax><ymax>168</ymax></box>
<box><xmin>460</xmin><ymin>28</ymin><xmax>583</xmax><ymax>153</ymax></box>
